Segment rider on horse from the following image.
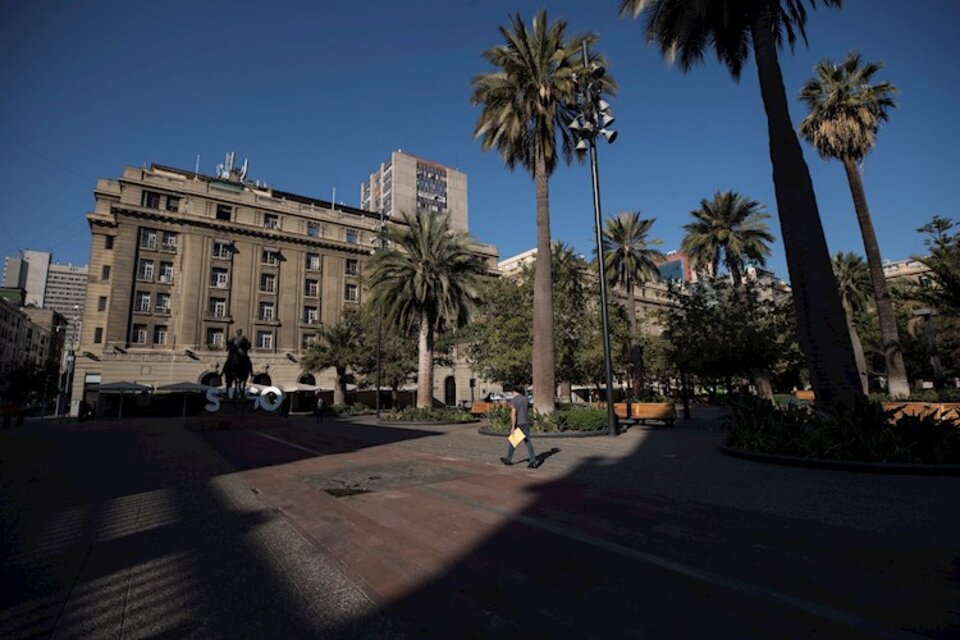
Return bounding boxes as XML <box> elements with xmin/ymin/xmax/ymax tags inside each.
<box><xmin>224</xmin><ymin>329</ymin><xmax>252</xmax><ymax>398</ymax></box>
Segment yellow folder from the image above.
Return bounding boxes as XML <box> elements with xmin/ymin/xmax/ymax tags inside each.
<box><xmin>508</xmin><ymin>428</ymin><xmax>526</xmax><ymax>448</ymax></box>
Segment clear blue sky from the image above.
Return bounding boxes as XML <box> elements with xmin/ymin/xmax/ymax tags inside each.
<box><xmin>1</xmin><ymin>0</ymin><xmax>958</xmax><ymax>280</ymax></box>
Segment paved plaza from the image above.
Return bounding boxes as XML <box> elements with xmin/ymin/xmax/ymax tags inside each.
<box><xmin>1</xmin><ymin>410</ymin><xmax>958</xmax><ymax>638</ymax></box>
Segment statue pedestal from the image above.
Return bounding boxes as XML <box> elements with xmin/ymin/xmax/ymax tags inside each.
<box><xmin>189</xmin><ymin>399</ymin><xmax>290</xmax><ymax>431</ymax></box>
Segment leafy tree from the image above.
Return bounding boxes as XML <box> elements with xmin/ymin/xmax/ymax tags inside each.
<box><xmin>366</xmin><ymin>212</ymin><xmax>483</xmax><ymax>408</ymax></box>
<box><xmin>577</xmin><ymin>301</ymin><xmax>631</xmax><ymax>394</ymax></box>
<box><xmin>462</xmin><ymin>275</ymin><xmax>533</xmax><ymax>390</ymax></box>
<box><xmin>832</xmin><ymin>252</ymin><xmax>872</xmax><ymax>392</ymax></box>
<box><xmin>621</xmin><ymin>0</ymin><xmax>863</xmax><ymax>405</ymax></box>
<box><xmin>602</xmin><ymin>211</ymin><xmax>664</xmax><ymax>394</ymax></box>
<box><xmin>352</xmin><ymin>308</ymin><xmax>418</xmax><ymax>407</ymax></box>
<box><xmin>916</xmin><ymin>217</ymin><xmax>960</xmax><ymax>316</ymax></box>
<box><xmin>472</xmin><ymin>10</ymin><xmax>615</xmax><ymax>414</ymax></box>
<box><xmin>799</xmin><ymin>52</ymin><xmax>908</xmax><ymax>398</ymax></box>
<box><xmin>550</xmin><ymin>243</ymin><xmax>590</xmax><ymax>392</ymax></box>
<box><xmin>301</xmin><ymin>312</ymin><xmax>363</xmax><ymax>405</ymax></box>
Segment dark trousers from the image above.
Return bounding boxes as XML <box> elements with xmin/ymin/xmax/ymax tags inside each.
<box><xmin>505</xmin><ymin>423</ymin><xmax>536</xmax><ymax>463</ymax></box>
<box><xmin>314</xmin><ymin>407</ymin><xmax>324</xmax><ymax>423</ymax></box>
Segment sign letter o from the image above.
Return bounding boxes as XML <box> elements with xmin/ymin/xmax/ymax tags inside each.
<box><xmin>258</xmin><ymin>386</ymin><xmax>284</xmax><ymax>412</ymax></box>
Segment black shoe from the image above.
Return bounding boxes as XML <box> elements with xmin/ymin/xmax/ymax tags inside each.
<box><xmin>500</xmin><ymin>457</ymin><xmax>512</xmax><ymax>466</ymax></box>
<box><xmin>528</xmin><ymin>459</ymin><xmax>541</xmax><ymax>469</ymax></box>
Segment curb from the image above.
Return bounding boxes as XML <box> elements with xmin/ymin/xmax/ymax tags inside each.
<box><xmin>719</xmin><ymin>444</ymin><xmax>960</xmax><ymax>476</ymax></box>
<box><xmin>477</xmin><ymin>426</ymin><xmax>608</xmax><ymax>439</ymax></box>
<box><xmin>377</xmin><ymin>419</ymin><xmax>480</xmax><ymax>427</ymax></box>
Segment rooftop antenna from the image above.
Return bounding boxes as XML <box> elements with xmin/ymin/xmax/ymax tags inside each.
<box><xmin>332</xmin><ymin>187</ymin><xmax>336</xmax><ymax>210</ymax></box>
<box><xmin>195</xmin><ymin>154</ymin><xmax>200</xmax><ymax>178</ymax></box>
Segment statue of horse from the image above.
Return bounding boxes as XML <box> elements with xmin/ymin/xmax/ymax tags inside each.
<box><xmin>224</xmin><ymin>330</ymin><xmax>252</xmax><ymax>399</ymax></box>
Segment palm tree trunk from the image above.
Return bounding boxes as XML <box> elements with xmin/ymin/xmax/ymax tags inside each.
<box><xmin>532</xmin><ymin>148</ymin><xmax>556</xmax><ymax>414</ymax></box>
<box><xmin>750</xmin><ymin>7</ymin><xmax>862</xmax><ymax>406</ymax></box>
<box><xmin>628</xmin><ymin>281</ymin><xmax>641</xmax><ymax>397</ymax></box>
<box><xmin>842</xmin><ymin>300</ymin><xmax>869</xmax><ymax>394</ymax></box>
<box><xmin>841</xmin><ymin>156</ymin><xmax>910</xmax><ymax>398</ymax></box>
<box><xmin>334</xmin><ymin>367</ymin><xmax>346</xmax><ymax>406</ymax></box>
<box><xmin>416</xmin><ymin>311</ymin><xmax>434</xmax><ymax>408</ymax></box>
<box><xmin>752</xmin><ymin>369</ymin><xmax>774</xmax><ymax>400</ymax></box>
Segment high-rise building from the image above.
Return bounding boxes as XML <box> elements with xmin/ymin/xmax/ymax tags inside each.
<box><xmin>71</xmin><ymin>157</ymin><xmax>499</xmax><ymax>415</ymax></box>
<box><xmin>2</xmin><ymin>250</ymin><xmax>88</xmax><ymax>346</ymax></box>
<box><xmin>360</xmin><ymin>150</ymin><xmax>469</xmax><ymax>232</ymax></box>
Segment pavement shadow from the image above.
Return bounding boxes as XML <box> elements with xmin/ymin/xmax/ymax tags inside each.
<box><xmin>323</xmin><ymin>412</ymin><xmax>960</xmax><ymax>638</ymax></box>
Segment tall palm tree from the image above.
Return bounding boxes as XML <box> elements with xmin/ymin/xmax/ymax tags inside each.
<box><xmin>681</xmin><ymin>191</ymin><xmax>774</xmax><ymax>287</ymax></box>
<box><xmin>602</xmin><ymin>211</ymin><xmax>664</xmax><ymax>395</ymax></box>
<box><xmin>366</xmin><ymin>212</ymin><xmax>483</xmax><ymax>409</ymax></box>
<box><xmin>832</xmin><ymin>252</ymin><xmax>872</xmax><ymax>393</ymax></box>
<box><xmin>302</xmin><ymin>313</ymin><xmax>362</xmax><ymax>406</ymax></box>
<box><xmin>620</xmin><ymin>0</ymin><xmax>863</xmax><ymax>405</ymax></box>
<box><xmin>472</xmin><ymin>10</ymin><xmax>615</xmax><ymax>414</ymax></box>
<box><xmin>799</xmin><ymin>53</ymin><xmax>908</xmax><ymax>398</ymax></box>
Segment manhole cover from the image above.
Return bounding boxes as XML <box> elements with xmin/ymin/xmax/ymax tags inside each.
<box><xmin>303</xmin><ymin>461</ymin><xmax>466</xmax><ymax>497</ymax></box>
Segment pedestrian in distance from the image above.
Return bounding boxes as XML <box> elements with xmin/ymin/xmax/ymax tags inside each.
<box><xmin>501</xmin><ymin>385</ymin><xmax>540</xmax><ymax>468</ymax></box>
<box><xmin>314</xmin><ymin>391</ymin><xmax>325</xmax><ymax>424</ymax></box>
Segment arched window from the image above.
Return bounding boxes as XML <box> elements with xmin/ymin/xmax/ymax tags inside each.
<box><xmin>298</xmin><ymin>373</ymin><xmax>316</xmax><ymax>386</ymax></box>
<box><xmin>199</xmin><ymin>371</ymin><xmax>222</xmax><ymax>387</ymax></box>
<box><xmin>252</xmin><ymin>373</ymin><xmax>272</xmax><ymax>386</ymax></box>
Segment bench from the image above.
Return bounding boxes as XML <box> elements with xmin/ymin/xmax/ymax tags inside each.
<box><xmin>611</xmin><ymin>402</ymin><xmax>676</xmax><ymax>426</ymax></box>
<box><xmin>794</xmin><ymin>390</ymin><xmax>815</xmax><ymax>402</ymax></box>
<box><xmin>470</xmin><ymin>401</ymin><xmax>501</xmax><ymax>416</ymax></box>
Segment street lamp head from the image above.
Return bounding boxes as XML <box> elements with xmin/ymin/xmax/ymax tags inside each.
<box><xmin>568</xmin><ymin>116</ymin><xmax>583</xmax><ymax>132</ymax></box>
<box><xmin>590</xmin><ymin>63</ymin><xmax>605</xmax><ymax>79</ymax></box>
<box><xmin>598</xmin><ymin>99</ymin><xmax>611</xmax><ymax>112</ymax></box>
<box><xmin>575</xmin><ymin>138</ymin><xmax>589</xmax><ymax>152</ymax></box>
<box><xmin>600</xmin><ymin>129</ymin><xmax>618</xmax><ymax>144</ymax></box>
<box><xmin>600</xmin><ymin>113</ymin><xmax>615</xmax><ymax>128</ymax></box>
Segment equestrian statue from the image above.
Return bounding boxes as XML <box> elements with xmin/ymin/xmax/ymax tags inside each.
<box><xmin>223</xmin><ymin>329</ymin><xmax>252</xmax><ymax>399</ymax></box>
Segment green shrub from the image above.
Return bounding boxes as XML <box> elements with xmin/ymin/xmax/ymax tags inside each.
<box><xmin>724</xmin><ymin>395</ymin><xmax>960</xmax><ymax>464</ymax></box>
<box><xmin>330</xmin><ymin>402</ymin><xmax>374</xmax><ymax>416</ymax></box>
<box><xmin>485</xmin><ymin>404</ymin><xmax>607</xmax><ymax>433</ymax></box>
<box><xmin>387</xmin><ymin>406</ymin><xmax>475</xmax><ymax>423</ymax></box>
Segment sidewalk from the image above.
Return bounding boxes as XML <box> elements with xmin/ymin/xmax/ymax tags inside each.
<box><xmin>1</xmin><ymin>413</ymin><xmax>958</xmax><ymax>637</ymax></box>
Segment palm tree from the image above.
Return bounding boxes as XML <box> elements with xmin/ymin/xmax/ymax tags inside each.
<box><xmin>799</xmin><ymin>53</ymin><xmax>908</xmax><ymax>398</ymax></box>
<box><xmin>366</xmin><ymin>211</ymin><xmax>483</xmax><ymax>409</ymax></box>
<box><xmin>620</xmin><ymin>0</ymin><xmax>863</xmax><ymax>405</ymax></box>
<box><xmin>681</xmin><ymin>191</ymin><xmax>774</xmax><ymax>287</ymax></box>
<box><xmin>302</xmin><ymin>313</ymin><xmax>362</xmax><ymax>406</ymax></box>
<box><xmin>602</xmin><ymin>211</ymin><xmax>664</xmax><ymax>395</ymax></box>
<box><xmin>832</xmin><ymin>252</ymin><xmax>872</xmax><ymax>393</ymax></box>
<box><xmin>472</xmin><ymin>10</ymin><xmax>615</xmax><ymax>414</ymax></box>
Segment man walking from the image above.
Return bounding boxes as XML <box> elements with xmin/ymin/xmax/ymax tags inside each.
<box><xmin>501</xmin><ymin>386</ymin><xmax>540</xmax><ymax>469</ymax></box>
<box><xmin>314</xmin><ymin>391</ymin><xmax>325</xmax><ymax>424</ymax></box>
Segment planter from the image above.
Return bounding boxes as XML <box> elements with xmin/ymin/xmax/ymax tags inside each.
<box><xmin>720</xmin><ymin>444</ymin><xmax>960</xmax><ymax>476</ymax></box>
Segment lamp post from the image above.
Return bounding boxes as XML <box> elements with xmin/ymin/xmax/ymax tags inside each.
<box><xmin>570</xmin><ymin>40</ymin><xmax>619</xmax><ymax>437</ymax></box>
<box><xmin>914</xmin><ymin>308</ymin><xmax>945</xmax><ymax>394</ymax></box>
<box><xmin>375</xmin><ymin>208</ymin><xmax>386</xmax><ymax>419</ymax></box>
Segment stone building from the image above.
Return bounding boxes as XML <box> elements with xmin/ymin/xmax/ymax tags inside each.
<box><xmin>70</xmin><ymin>159</ymin><xmax>499</xmax><ymax>414</ymax></box>
<box><xmin>2</xmin><ymin>250</ymin><xmax>87</xmax><ymax>346</ymax></box>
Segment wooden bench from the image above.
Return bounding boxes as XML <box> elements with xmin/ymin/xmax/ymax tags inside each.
<box><xmin>611</xmin><ymin>402</ymin><xmax>677</xmax><ymax>426</ymax></box>
<box><xmin>794</xmin><ymin>390</ymin><xmax>815</xmax><ymax>402</ymax></box>
<box><xmin>882</xmin><ymin>402</ymin><xmax>960</xmax><ymax>424</ymax></box>
<box><xmin>470</xmin><ymin>401</ymin><xmax>504</xmax><ymax>416</ymax></box>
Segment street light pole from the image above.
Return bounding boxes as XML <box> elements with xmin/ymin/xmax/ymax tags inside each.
<box><xmin>375</xmin><ymin>208</ymin><xmax>386</xmax><ymax>419</ymax></box>
<box><xmin>572</xmin><ymin>40</ymin><xmax>619</xmax><ymax>437</ymax></box>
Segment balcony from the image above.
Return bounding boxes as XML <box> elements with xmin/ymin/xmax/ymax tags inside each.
<box><xmin>155</xmin><ymin>306</ymin><xmax>171</xmax><ymax>316</ymax></box>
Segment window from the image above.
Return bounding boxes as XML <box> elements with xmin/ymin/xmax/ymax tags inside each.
<box><xmin>346</xmin><ymin>229</ymin><xmax>359</xmax><ymax>244</ymax></box>
<box><xmin>206</xmin><ymin>327</ymin><xmax>225</xmax><ymax>348</ymax></box>
<box><xmin>263</xmin><ymin>213</ymin><xmax>279</xmax><ymax>229</ymax></box>
<box><xmin>213</xmin><ymin>241</ymin><xmax>232</xmax><ymax>259</ymax></box>
<box><xmin>208</xmin><ymin>297</ymin><xmax>227</xmax><ymax>318</ymax></box>
<box><xmin>261</xmin><ymin>248</ymin><xmax>280</xmax><ymax>265</ymax></box>
<box><xmin>256</xmin><ymin>331</ymin><xmax>273</xmax><ymax>350</ymax></box>
<box><xmin>142</xmin><ymin>191</ymin><xmax>161</xmax><ymax>209</ymax></box>
<box><xmin>344</xmin><ymin>283</ymin><xmax>358</xmax><ymax>302</ymax></box>
<box><xmin>304</xmin><ymin>279</ymin><xmax>319</xmax><ymax>297</ymax></box>
<box><xmin>302</xmin><ymin>333</ymin><xmax>316</xmax><ymax>349</ymax></box>
<box><xmin>158</xmin><ymin>262</ymin><xmax>174</xmax><ymax>283</ymax></box>
<box><xmin>140</xmin><ymin>229</ymin><xmax>158</xmax><ymax>249</ymax></box>
<box><xmin>135</xmin><ymin>291</ymin><xmax>151</xmax><ymax>312</ymax></box>
<box><xmin>211</xmin><ymin>267</ymin><xmax>229</xmax><ymax>288</ymax></box>
<box><xmin>258</xmin><ymin>301</ymin><xmax>275</xmax><ymax>321</ymax></box>
<box><xmin>97</xmin><ymin>296</ymin><xmax>107</xmax><ymax>312</ymax></box>
<box><xmin>156</xmin><ymin>293</ymin><xmax>170</xmax><ymax>313</ymax></box>
<box><xmin>303</xmin><ymin>306</ymin><xmax>318</xmax><ymax>324</ymax></box>
<box><xmin>306</xmin><ymin>222</ymin><xmax>320</xmax><ymax>237</ymax></box>
<box><xmin>345</xmin><ymin>259</ymin><xmax>359</xmax><ymax>276</ymax></box>
<box><xmin>94</xmin><ymin>327</ymin><xmax>104</xmax><ymax>344</ymax></box>
<box><xmin>138</xmin><ymin>259</ymin><xmax>154</xmax><ymax>280</ymax></box>
<box><xmin>101</xmin><ymin>265</ymin><xmax>111</xmax><ymax>281</ymax></box>
<box><xmin>216</xmin><ymin>204</ymin><xmax>232</xmax><ymax>221</ymax></box>
<box><xmin>105</xmin><ymin>236</ymin><xmax>114</xmax><ymax>250</ymax></box>
<box><xmin>305</xmin><ymin>253</ymin><xmax>320</xmax><ymax>271</ymax></box>
<box><xmin>161</xmin><ymin>231</ymin><xmax>177</xmax><ymax>251</ymax></box>
<box><xmin>166</xmin><ymin>196</ymin><xmax>180</xmax><ymax>212</ymax></box>
<box><xmin>153</xmin><ymin>325</ymin><xmax>167</xmax><ymax>345</ymax></box>
<box><xmin>132</xmin><ymin>324</ymin><xmax>148</xmax><ymax>344</ymax></box>
<box><xmin>260</xmin><ymin>273</ymin><xmax>276</xmax><ymax>293</ymax></box>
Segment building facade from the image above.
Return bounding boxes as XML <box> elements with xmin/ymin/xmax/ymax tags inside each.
<box><xmin>71</xmin><ymin>161</ymin><xmax>499</xmax><ymax>414</ymax></box>
<box><xmin>2</xmin><ymin>250</ymin><xmax>87</xmax><ymax>346</ymax></box>
<box><xmin>360</xmin><ymin>150</ymin><xmax>469</xmax><ymax>232</ymax></box>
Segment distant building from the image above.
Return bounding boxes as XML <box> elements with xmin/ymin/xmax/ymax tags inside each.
<box><xmin>2</xmin><ymin>250</ymin><xmax>87</xmax><ymax>346</ymax></box>
<box><xmin>883</xmin><ymin>258</ymin><xmax>932</xmax><ymax>288</ymax></box>
<box><xmin>0</xmin><ymin>297</ymin><xmax>66</xmax><ymax>381</ymax></box>
<box><xmin>657</xmin><ymin>250</ymin><xmax>693</xmax><ymax>284</ymax></box>
<box><xmin>70</xmin><ymin>156</ymin><xmax>499</xmax><ymax>415</ymax></box>
<box><xmin>360</xmin><ymin>150</ymin><xmax>469</xmax><ymax>232</ymax></box>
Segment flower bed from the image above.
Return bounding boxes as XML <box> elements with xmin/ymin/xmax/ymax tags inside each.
<box><xmin>724</xmin><ymin>396</ymin><xmax>960</xmax><ymax>465</ymax></box>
